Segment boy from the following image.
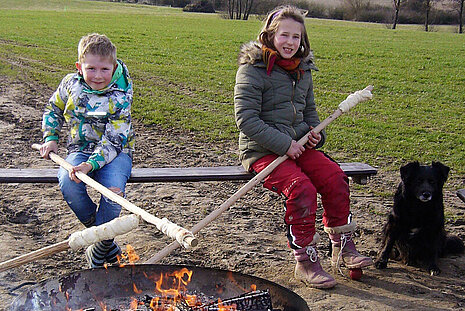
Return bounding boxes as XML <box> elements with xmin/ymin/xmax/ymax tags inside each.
<box><xmin>39</xmin><ymin>33</ymin><xmax>135</xmax><ymax>268</ymax></box>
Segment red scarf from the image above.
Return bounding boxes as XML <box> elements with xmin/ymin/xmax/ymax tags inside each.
<box><xmin>262</xmin><ymin>46</ymin><xmax>304</xmax><ymax>80</ymax></box>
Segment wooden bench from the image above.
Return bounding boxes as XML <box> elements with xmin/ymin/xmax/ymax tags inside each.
<box><xmin>0</xmin><ymin>162</ymin><xmax>377</xmax><ymax>185</ymax></box>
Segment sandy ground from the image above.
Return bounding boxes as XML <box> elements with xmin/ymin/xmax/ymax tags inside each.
<box><xmin>0</xmin><ymin>75</ymin><xmax>464</xmax><ymax>310</ymax></box>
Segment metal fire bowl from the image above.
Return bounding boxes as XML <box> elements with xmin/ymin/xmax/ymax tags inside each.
<box><xmin>10</xmin><ymin>264</ymin><xmax>310</xmax><ymax>311</ymax></box>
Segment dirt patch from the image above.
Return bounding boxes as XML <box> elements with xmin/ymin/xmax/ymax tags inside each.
<box><xmin>0</xmin><ymin>75</ymin><xmax>464</xmax><ymax>310</ymax></box>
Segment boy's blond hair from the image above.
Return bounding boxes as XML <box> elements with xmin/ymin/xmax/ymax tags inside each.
<box><xmin>258</xmin><ymin>5</ymin><xmax>311</xmax><ymax>59</ymax></box>
<box><xmin>77</xmin><ymin>33</ymin><xmax>117</xmax><ymax>64</ymax></box>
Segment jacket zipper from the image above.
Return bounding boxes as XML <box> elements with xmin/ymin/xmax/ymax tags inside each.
<box><xmin>290</xmin><ymin>79</ymin><xmax>297</xmax><ymax>138</ymax></box>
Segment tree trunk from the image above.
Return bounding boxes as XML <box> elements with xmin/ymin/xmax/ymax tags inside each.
<box><xmin>238</xmin><ymin>0</ymin><xmax>242</xmax><ymax>19</ymax></box>
<box><xmin>226</xmin><ymin>0</ymin><xmax>253</xmax><ymax>20</ymax></box>
<box><xmin>392</xmin><ymin>0</ymin><xmax>400</xmax><ymax>29</ymax></box>
<box><xmin>424</xmin><ymin>0</ymin><xmax>430</xmax><ymax>32</ymax></box>
<box><xmin>460</xmin><ymin>0</ymin><xmax>464</xmax><ymax>33</ymax></box>
<box><xmin>228</xmin><ymin>0</ymin><xmax>233</xmax><ymax>19</ymax></box>
<box><xmin>243</xmin><ymin>0</ymin><xmax>253</xmax><ymax>20</ymax></box>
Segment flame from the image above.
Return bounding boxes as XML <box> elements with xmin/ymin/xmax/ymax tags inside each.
<box><xmin>133</xmin><ymin>282</ymin><xmax>143</xmax><ymax>294</ymax></box>
<box><xmin>116</xmin><ymin>244</ymin><xmax>140</xmax><ymax>267</ymax></box>
<box><xmin>130</xmin><ymin>297</ymin><xmax>139</xmax><ymax>309</ymax></box>
<box><xmin>126</xmin><ymin>244</ymin><xmax>140</xmax><ymax>262</ymax></box>
<box><xmin>184</xmin><ymin>294</ymin><xmax>199</xmax><ymax>306</ymax></box>
<box><xmin>154</xmin><ymin>267</ymin><xmax>193</xmax><ymax>296</ymax></box>
<box><xmin>217</xmin><ymin>298</ymin><xmax>237</xmax><ymax>310</ymax></box>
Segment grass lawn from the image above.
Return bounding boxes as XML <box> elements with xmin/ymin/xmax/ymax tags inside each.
<box><xmin>0</xmin><ymin>0</ymin><xmax>464</xmax><ymax>177</ymax></box>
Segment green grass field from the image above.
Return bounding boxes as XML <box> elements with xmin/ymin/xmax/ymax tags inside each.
<box><xmin>0</xmin><ymin>0</ymin><xmax>464</xmax><ymax>176</ymax></box>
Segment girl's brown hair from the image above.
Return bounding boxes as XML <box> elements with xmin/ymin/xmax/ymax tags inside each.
<box><xmin>258</xmin><ymin>5</ymin><xmax>311</xmax><ymax>59</ymax></box>
<box><xmin>77</xmin><ymin>33</ymin><xmax>117</xmax><ymax>65</ymax></box>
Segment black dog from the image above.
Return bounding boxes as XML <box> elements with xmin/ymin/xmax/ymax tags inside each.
<box><xmin>375</xmin><ymin>161</ymin><xmax>464</xmax><ymax>275</ymax></box>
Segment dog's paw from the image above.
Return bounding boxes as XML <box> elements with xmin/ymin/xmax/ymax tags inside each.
<box><xmin>374</xmin><ymin>259</ymin><xmax>388</xmax><ymax>269</ymax></box>
<box><xmin>429</xmin><ymin>266</ymin><xmax>441</xmax><ymax>276</ymax></box>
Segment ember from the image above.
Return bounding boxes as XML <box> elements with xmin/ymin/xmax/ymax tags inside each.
<box><xmin>195</xmin><ymin>290</ymin><xmax>273</xmax><ymax>311</ymax></box>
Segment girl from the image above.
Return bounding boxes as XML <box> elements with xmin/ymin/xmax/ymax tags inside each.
<box><xmin>234</xmin><ymin>6</ymin><xmax>372</xmax><ymax>288</ymax></box>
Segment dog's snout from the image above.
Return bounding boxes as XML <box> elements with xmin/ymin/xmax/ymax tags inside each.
<box><xmin>419</xmin><ymin>191</ymin><xmax>432</xmax><ymax>202</ymax></box>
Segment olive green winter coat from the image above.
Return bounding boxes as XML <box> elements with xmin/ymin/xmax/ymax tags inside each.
<box><xmin>234</xmin><ymin>41</ymin><xmax>326</xmax><ymax>171</ymax></box>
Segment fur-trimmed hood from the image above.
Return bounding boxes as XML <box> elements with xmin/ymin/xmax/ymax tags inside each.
<box><xmin>237</xmin><ymin>41</ymin><xmax>316</xmax><ymax>70</ymax></box>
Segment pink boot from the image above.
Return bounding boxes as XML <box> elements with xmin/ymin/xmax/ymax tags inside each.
<box><xmin>294</xmin><ymin>234</ymin><xmax>337</xmax><ymax>289</ymax></box>
<box><xmin>324</xmin><ymin>220</ymin><xmax>373</xmax><ymax>273</ymax></box>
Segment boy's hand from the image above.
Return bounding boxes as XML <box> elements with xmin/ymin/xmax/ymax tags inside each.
<box><xmin>39</xmin><ymin>141</ymin><xmax>58</xmax><ymax>159</ymax></box>
<box><xmin>69</xmin><ymin>162</ymin><xmax>92</xmax><ymax>183</ymax></box>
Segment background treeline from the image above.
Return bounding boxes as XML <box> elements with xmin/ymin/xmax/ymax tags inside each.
<box><xmin>105</xmin><ymin>0</ymin><xmax>464</xmax><ymax>28</ymax></box>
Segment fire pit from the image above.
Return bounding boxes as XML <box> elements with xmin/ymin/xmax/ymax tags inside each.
<box><xmin>10</xmin><ymin>264</ymin><xmax>309</xmax><ymax>310</ymax></box>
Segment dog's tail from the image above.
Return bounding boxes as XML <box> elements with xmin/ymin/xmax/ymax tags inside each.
<box><xmin>444</xmin><ymin>235</ymin><xmax>465</xmax><ymax>255</ymax></box>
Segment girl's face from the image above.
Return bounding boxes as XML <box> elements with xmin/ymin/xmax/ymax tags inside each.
<box><xmin>272</xmin><ymin>18</ymin><xmax>302</xmax><ymax>59</ymax></box>
<box><xmin>76</xmin><ymin>53</ymin><xmax>115</xmax><ymax>90</ymax></box>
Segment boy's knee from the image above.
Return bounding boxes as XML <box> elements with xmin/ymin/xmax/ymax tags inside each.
<box><xmin>109</xmin><ymin>186</ymin><xmax>124</xmax><ymax>196</ymax></box>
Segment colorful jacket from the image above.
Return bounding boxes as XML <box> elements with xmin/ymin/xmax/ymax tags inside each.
<box><xmin>234</xmin><ymin>42</ymin><xmax>326</xmax><ymax>171</ymax></box>
<box><xmin>42</xmin><ymin>59</ymin><xmax>135</xmax><ymax>171</ymax></box>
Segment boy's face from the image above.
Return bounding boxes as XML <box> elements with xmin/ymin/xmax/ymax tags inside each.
<box><xmin>76</xmin><ymin>54</ymin><xmax>115</xmax><ymax>91</ymax></box>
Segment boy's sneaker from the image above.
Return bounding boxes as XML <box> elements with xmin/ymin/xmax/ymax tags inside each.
<box><xmin>104</xmin><ymin>243</ymin><xmax>122</xmax><ymax>265</ymax></box>
<box><xmin>85</xmin><ymin>245</ymin><xmax>105</xmax><ymax>268</ymax></box>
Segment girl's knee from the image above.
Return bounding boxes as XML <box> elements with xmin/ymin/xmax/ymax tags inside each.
<box><xmin>329</xmin><ymin>170</ymin><xmax>349</xmax><ymax>187</ymax></box>
<box><xmin>284</xmin><ymin>179</ymin><xmax>317</xmax><ymax>218</ymax></box>
<box><xmin>283</xmin><ymin>178</ymin><xmax>316</xmax><ymax>200</ymax></box>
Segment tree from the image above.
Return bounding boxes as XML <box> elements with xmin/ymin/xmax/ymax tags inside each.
<box><xmin>392</xmin><ymin>0</ymin><xmax>407</xmax><ymax>29</ymax></box>
<box><xmin>424</xmin><ymin>0</ymin><xmax>433</xmax><ymax>31</ymax></box>
<box><xmin>226</xmin><ymin>0</ymin><xmax>254</xmax><ymax>20</ymax></box>
<box><xmin>344</xmin><ymin>0</ymin><xmax>369</xmax><ymax>20</ymax></box>
<box><xmin>414</xmin><ymin>0</ymin><xmax>439</xmax><ymax>31</ymax></box>
<box><xmin>451</xmin><ymin>0</ymin><xmax>464</xmax><ymax>33</ymax></box>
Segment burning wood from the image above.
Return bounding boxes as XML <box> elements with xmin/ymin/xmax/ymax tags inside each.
<box><xmin>193</xmin><ymin>290</ymin><xmax>273</xmax><ymax>311</ymax></box>
<box><xmin>84</xmin><ymin>290</ymin><xmax>273</xmax><ymax>311</ymax></box>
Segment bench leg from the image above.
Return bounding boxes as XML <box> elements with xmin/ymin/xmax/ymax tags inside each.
<box><xmin>351</xmin><ymin>175</ymin><xmax>368</xmax><ymax>185</ymax></box>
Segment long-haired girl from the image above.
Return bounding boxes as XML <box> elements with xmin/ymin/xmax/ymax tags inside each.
<box><xmin>234</xmin><ymin>6</ymin><xmax>372</xmax><ymax>288</ymax></box>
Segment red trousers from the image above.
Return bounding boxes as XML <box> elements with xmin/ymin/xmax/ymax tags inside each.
<box><xmin>251</xmin><ymin>149</ymin><xmax>350</xmax><ymax>249</ymax></box>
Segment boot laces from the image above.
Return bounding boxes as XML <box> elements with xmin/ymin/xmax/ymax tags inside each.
<box><xmin>336</xmin><ymin>232</ymin><xmax>352</xmax><ymax>276</ymax></box>
<box><xmin>305</xmin><ymin>245</ymin><xmax>318</xmax><ymax>263</ymax></box>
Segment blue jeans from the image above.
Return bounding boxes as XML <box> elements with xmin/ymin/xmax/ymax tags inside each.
<box><xmin>58</xmin><ymin>152</ymin><xmax>132</xmax><ymax>226</ymax></box>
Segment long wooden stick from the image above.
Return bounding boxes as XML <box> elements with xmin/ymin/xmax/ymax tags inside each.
<box><xmin>32</xmin><ymin>144</ymin><xmax>197</xmax><ymax>249</ymax></box>
<box><xmin>0</xmin><ymin>214</ymin><xmax>139</xmax><ymax>272</ymax></box>
<box><xmin>145</xmin><ymin>85</ymin><xmax>373</xmax><ymax>263</ymax></box>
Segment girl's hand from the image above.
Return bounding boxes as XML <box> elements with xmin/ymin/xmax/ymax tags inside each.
<box><xmin>69</xmin><ymin>162</ymin><xmax>92</xmax><ymax>183</ymax></box>
<box><xmin>39</xmin><ymin>141</ymin><xmax>58</xmax><ymax>159</ymax></box>
<box><xmin>305</xmin><ymin>127</ymin><xmax>321</xmax><ymax>149</ymax></box>
<box><xmin>286</xmin><ymin>140</ymin><xmax>305</xmax><ymax>160</ymax></box>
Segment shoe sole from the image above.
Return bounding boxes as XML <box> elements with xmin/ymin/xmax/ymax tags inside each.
<box><xmin>331</xmin><ymin>259</ymin><xmax>373</xmax><ymax>269</ymax></box>
<box><xmin>295</xmin><ymin>273</ymin><xmax>337</xmax><ymax>289</ymax></box>
<box><xmin>296</xmin><ymin>277</ymin><xmax>337</xmax><ymax>289</ymax></box>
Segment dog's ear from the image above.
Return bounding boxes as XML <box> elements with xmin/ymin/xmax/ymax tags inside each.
<box><xmin>400</xmin><ymin>161</ymin><xmax>419</xmax><ymax>181</ymax></box>
<box><xmin>432</xmin><ymin>161</ymin><xmax>450</xmax><ymax>183</ymax></box>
